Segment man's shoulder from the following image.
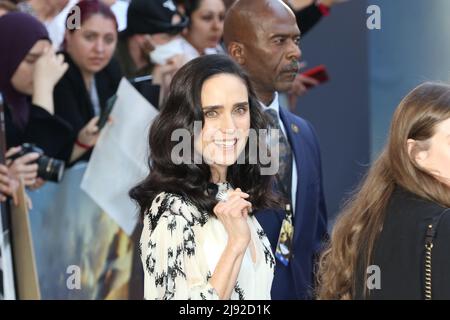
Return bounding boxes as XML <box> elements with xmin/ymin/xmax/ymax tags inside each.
<box><xmin>279</xmin><ymin>106</ymin><xmax>311</xmax><ymax>129</ymax></box>
<box><xmin>280</xmin><ymin>108</ymin><xmax>318</xmax><ymax>143</ymax></box>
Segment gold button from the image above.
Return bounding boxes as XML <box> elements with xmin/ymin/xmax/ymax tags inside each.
<box><xmin>291</xmin><ymin>124</ymin><xmax>299</xmax><ymax>133</ymax></box>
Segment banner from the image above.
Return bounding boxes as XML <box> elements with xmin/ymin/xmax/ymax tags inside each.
<box><xmin>81</xmin><ymin>78</ymin><xmax>158</xmax><ymax>235</ymax></box>
<box><xmin>28</xmin><ymin>164</ymin><xmax>133</xmax><ymax>299</ymax></box>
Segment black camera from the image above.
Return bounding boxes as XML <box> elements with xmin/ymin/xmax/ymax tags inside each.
<box><xmin>8</xmin><ymin>143</ymin><xmax>65</xmax><ymax>183</ymax></box>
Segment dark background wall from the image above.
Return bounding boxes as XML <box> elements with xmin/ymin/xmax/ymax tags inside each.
<box><xmin>369</xmin><ymin>0</ymin><xmax>450</xmax><ymax>158</ymax></box>
<box><xmin>294</xmin><ymin>0</ymin><xmax>370</xmax><ymax>224</ymax></box>
<box><xmin>294</xmin><ymin>0</ymin><xmax>450</xmax><ymax>226</ymax></box>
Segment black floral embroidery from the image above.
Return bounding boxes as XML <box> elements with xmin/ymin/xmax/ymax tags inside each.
<box><xmin>257</xmin><ymin>229</ymin><xmax>266</xmax><ymax>240</ymax></box>
<box><xmin>183</xmin><ymin>224</ymin><xmax>196</xmax><ymax>257</ymax></box>
<box><xmin>207</xmin><ymin>287</ymin><xmax>216</xmax><ymax>297</ymax></box>
<box><xmin>257</xmin><ymin>227</ymin><xmax>275</xmax><ymax>269</ymax></box>
<box><xmin>154</xmin><ymin>272</ymin><xmax>174</xmax><ymax>300</ymax></box>
<box><xmin>234</xmin><ymin>282</ymin><xmax>245</xmax><ymax>300</ymax></box>
<box><xmin>146</xmin><ymin>251</ymin><xmax>156</xmax><ymax>275</ymax></box>
<box><xmin>138</xmin><ymin>241</ymin><xmax>142</xmax><ymax>259</ymax></box>
<box><xmin>262</xmin><ymin>245</ymin><xmax>276</xmax><ymax>269</ymax></box>
<box><xmin>153</xmin><ymin>245</ymin><xmax>187</xmax><ymax>299</ymax></box>
<box><xmin>142</xmin><ymin>192</ymin><xmax>274</xmax><ymax>300</ymax></box>
<box><xmin>148</xmin><ymin>239</ymin><xmax>156</xmax><ymax>249</ymax></box>
<box><xmin>149</xmin><ymin>193</ymin><xmax>209</xmax><ymax>230</ymax></box>
<box><xmin>167</xmin><ymin>215</ymin><xmax>177</xmax><ymax>234</ymax></box>
<box><xmin>148</xmin><ymin>195</ymin><xmax>172</xmax><ymax>231</ymax></box>
<box><xmin>177</xmin><ymin>194</ymin><xmax>209</xmax><ymax>227</ymax></box>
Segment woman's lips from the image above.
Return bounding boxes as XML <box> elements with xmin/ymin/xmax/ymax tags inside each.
<box><xmin>214</xmin><ymin>138</ymin><xmax>238</xmax><ymax>150</ymax></box>
<box><xmin>208</xmin><ymin>36</ymin><xmax>221</xmax><ymax>46</ymax></box>
<box><xmin>89</xmin><ymin>57</ymin><xmax>105</xmax><ymax>65</ymax></box>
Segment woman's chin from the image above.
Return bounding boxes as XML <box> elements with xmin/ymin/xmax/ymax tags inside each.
<box><xmin>207</xmin><ymin>156</ymin><xmax>238</xmax><ymax>167</ymax></box>
<box><xmin>202</xmin><ymin>142</ymin><xmax>247</xmax><ymax>166</ymax></box>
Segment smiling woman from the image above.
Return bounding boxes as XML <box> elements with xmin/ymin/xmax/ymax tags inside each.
<box><xmin>130</xmin><ymin>54</ymin><xmax>280</xmax><ymax>300</ymax></box>
<box><xmin>196</xmin><ymin>73</ymin><xmax>250</xmax><ymax>170</ymax></box>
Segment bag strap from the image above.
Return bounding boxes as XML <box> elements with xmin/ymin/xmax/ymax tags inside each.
<box><xmin>424</xmin><ymin>208</ymin><xmax>450</xmax><ymax>300</ymax></box>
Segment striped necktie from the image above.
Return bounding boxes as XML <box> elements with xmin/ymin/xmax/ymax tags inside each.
<box><xmin>265</xmin><ymin>108</ymin><xmax>293</xmax><ymax>203</ymax></box>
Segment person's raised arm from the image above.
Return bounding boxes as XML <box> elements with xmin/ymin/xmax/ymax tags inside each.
<box><xmin>32</xmin><ymin>47</ymin><xmax>68</xmax><ymax>114</ymax></box>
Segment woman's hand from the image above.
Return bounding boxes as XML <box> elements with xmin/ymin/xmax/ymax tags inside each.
<box><xmin>28</xmin><ymin>178</ymin><xmax>46</xmax><ymax>191</ymax></box>
<box><xmin>7</xmin><ymin>147</ymin><xmax>40</xmax><ymax>187</ymax></box>
<box><xmin>32</xmin><ymin>46</ymin><xmax>69</xmax><ymax>114</ymax></box>
<box><xmin>152</xmin><ymin>54</ymin><xmax>186</xmax><ymax>105</ymax></box>
<box><xmin>209</xmin><ymin>188</ymin><xmax>253</xmax><ymax>299</ymax></box>
<box><xmin>70</xmin><ymin>117</ymin><xmax>101</xmax><ymax>163</ymax></box>
<box><xmin>34</xmin><ymin>46</ymin><xmax>68</xmax><ymax>91</ymax></box>
<box><xmin>0</xmin><ymin>164</ymin><xmax>12</xmax><ymax>202</ymax></box>
<box><xmin>213</xmin><ymin>188</ymin><xmax>252</xmax><ymax>253</ymax></box>
<box><xmin>77</xmin><ymin>116</ymin><xmax>101</xmax><ymax>148</ymax></box>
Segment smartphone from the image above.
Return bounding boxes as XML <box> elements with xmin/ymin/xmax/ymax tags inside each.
<box><xmin>300</xmin><ymin>65</ymin><xmax>329</xmax><ymax>88</ymax></box>
<box><xmin>97</xmin><ymin>94</ymin><xmax>117</xmax><ymax>130</ymax></box>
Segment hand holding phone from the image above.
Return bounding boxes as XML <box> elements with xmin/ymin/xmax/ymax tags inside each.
<box><xmin>300</xmin><ymin>65</ymin><xmax>329</xmax><ymax>89</ymax></box>
<box><xmin>97</xmin><ymin>94</ymin><xmax>117</xmax><ymax>130</ymax></box>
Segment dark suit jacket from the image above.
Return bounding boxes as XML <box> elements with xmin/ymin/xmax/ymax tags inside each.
<box><xmin>355</xmin><ymin>187</ymin><xmax>450</xmax><ymax>299</ymax></box>
<box><xmin>53</xmin><ymin>52</ymin><xmax>122</xmax><ymax>164</ymax></box>
<box><xmin>255</xmin><ymin>106</ymin><xmax>328</xmax><ymax>300</ymax></box>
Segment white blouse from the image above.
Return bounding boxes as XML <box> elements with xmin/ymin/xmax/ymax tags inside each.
<box><xmin>140</xmin><ymin>190</ymin><xmax>275</xmax><ymax>300</ymax></box>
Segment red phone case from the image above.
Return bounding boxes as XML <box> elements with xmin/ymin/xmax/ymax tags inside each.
<box><xmin>301</xmin><ymin>65</ymin><xmax>329</xmax><ymax>88</ymax></box>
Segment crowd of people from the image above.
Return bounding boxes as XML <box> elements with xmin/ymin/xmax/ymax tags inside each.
<box><xmin>1</xmin><ymin>0</ymin><xmax>449</xmax><ymax>300</ymax></box>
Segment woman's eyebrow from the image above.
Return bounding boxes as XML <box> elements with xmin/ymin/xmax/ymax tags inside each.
<box><xmin>202</xmin><ymin>105</ymin><xmax>224</xmax><ymax>110</ymax></box>
<box><xmin>202</xmin><ymin>102</ymin><xmax>248</xmax><ymax>110</ymax></box>
<box><xmin>233</xmin><ymin>102</ymin><xmax>249</xmax><ymax>107</ymax></box>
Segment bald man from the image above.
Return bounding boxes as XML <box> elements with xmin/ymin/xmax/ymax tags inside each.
<box><xmin>224</xmin><ymin>0</ymin><xmax>328</xmax><ymax>300</ymax></box>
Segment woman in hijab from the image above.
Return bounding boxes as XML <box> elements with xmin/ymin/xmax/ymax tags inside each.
<box><xmin>0</xmin><ymin>12</ymin><xmax>100</xmax><ymax>167</ymax></box>
<box><xmin>0</xmin><ymin>12</ymin><xmax>68</xmax><ymax>195</ymax></box>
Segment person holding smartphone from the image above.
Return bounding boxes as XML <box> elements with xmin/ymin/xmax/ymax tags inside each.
<box><xmin>53</xmin><ymin>0</ymin><xmax>122</xmax><ymax>165</ymax></box>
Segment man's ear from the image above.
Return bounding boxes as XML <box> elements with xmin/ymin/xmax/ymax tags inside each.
<box><xmin>228</xmin><ymin>42</ymin><xmax>245</xmax><ymax>65</ymax></box>
<box><xmin>407</xmin><ymin>138</ymin><xmax>428</xmax><ymax>166</ymax></box>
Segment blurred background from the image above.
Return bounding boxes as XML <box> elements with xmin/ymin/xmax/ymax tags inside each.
<box><xmin>297</xmin><ymin>0</ymin><xmax>450</xmax><ymax>225</ymax></box>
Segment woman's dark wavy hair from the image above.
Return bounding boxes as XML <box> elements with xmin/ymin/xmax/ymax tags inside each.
<box><xmin>130</xmin><ymin>54</ymin><xmax>279</xmax><ymax>218</ymax></box>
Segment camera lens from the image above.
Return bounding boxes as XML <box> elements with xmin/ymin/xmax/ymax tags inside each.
<box><xmin>36</xmin><ymin>156</ymin><xmax>65</xmax><ymax>183</ymax></box>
